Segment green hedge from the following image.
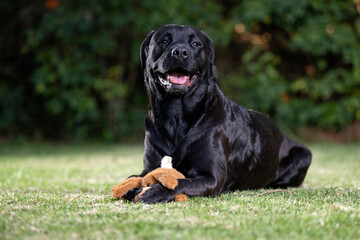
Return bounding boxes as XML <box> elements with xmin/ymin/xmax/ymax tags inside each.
<box><xmin>221</xmin><ymin>0</ymin><xmax>360</xmax><ymax>131</ymax></box>
<box><xmin>1</xmin><ymin>0</ymin><xmax>359</xmax><ymax>140</ymax></box>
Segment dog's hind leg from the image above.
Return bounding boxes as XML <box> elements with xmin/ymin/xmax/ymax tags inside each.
<box><xmin>267</xmin><ymin>143</ymin><xmax>312</xmax><ymax>189</ymax></box>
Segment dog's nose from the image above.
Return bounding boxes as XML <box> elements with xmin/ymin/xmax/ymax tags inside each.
<box><xmin>171</xmin><ymin>46</ymin><xmax>189</xmax><ymax>60</ymax></box>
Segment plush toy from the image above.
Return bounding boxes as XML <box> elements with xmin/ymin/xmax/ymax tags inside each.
<box><xmin>112</xmin><ymin>156</ymin><xmax>188</xmax><ymax>202</ymax></box>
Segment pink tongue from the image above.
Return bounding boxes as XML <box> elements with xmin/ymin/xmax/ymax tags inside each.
<box><xmin>168</xmin><ymin>73</ymin><xmax>189</xmax><ymax>84</ymax></box>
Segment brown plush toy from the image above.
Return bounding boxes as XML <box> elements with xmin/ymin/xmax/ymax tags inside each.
<box><xmin>112</xmin><ymin>156</ymin><xmax>188</xmax><ymax>202</ymax></box>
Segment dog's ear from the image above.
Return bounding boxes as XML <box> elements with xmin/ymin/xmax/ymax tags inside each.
<box><xmin>201</xmin><ymin>31</ymin><xmax>217</xmax><ymax>81</ymax></box>
<box><xmin>201</xmin><ymin>31</ymin><xmax>215</xmax><ymax>64</ymax></box>
<box><xmin>140</xmin><ymin>30</ymin><xmax>155</xmax><ymax>70</ymax></box>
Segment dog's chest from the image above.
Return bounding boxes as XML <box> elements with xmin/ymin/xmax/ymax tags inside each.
<box><xmin>162</xmin><ymin>115</ymin><xmax>189</xmax><ymax>146</ymax></box>
<box><xmin>155</xmin><ymin>98</ymin><xmax>192</xmax><ymax>145</ymax></box>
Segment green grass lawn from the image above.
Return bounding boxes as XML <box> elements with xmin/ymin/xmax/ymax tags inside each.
<box><xmin>0</xmin><ymin>142</ymin><xmax>359</xmax><ymax>240</ymax></box>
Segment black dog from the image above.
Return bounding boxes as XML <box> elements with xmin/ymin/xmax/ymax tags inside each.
<box><xmin>126</xmin><ymin>24</ymin><xmax>312</xmax><ymax>203</ymax></box>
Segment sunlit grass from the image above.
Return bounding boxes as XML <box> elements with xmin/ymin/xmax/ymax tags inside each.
<box><xmin>0</xmin><ymin>142</ymin><xmax>359</xmax><ymax>239</ymax></box>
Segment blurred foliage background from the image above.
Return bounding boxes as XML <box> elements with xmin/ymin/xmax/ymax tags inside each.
<box><xmin>1</xmin><ymin>0</ymin><xmax>360</xmax><ymax>142</ymax></box>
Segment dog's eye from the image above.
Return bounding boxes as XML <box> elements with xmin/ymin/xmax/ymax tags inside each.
<box><xmin>161</xmin><ymin>39</ymin><xmax>168</xmax><ymax>45</ymax></box>
<box><xmin>192</xmin><ymin>42</ymin><xmax>200</xmax><ymax>47</ymax></box>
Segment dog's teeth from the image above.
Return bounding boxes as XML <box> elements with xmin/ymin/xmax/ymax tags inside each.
<box><xmin>159</xmin><ymin>75</ymin><xmax>171</xmax><ymax>86</ymax></box>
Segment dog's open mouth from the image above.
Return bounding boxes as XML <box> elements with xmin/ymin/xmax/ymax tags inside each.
<box><xmin>158</xmin><ymin>71</ymin><xmax>198</xmax><ymax>87</ymax></box>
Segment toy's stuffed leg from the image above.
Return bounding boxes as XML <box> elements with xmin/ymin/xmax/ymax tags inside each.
<box><xmin>112</xmin><ymin>177</ymin><xmax>143</xmax><ymax>199</ymax></box>
<box><xmin>174</xmin><ymin>194</ymin><xmax>188</xmax><ymax>202</ymax></box>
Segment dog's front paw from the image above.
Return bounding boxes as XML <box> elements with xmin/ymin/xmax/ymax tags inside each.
<box><xmin>123</xmin><ymin>188</ymin><xmax>142</xmax><ymax>201</ymax></box>
<box><xmin>138</xmin><ymin>184</ymin><xmax>174</xmax><ymax>204</ymax></box>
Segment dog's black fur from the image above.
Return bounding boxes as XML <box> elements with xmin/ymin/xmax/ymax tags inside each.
<box><xmin>126</xmin><ymin>24</ymin><xmax>312</xmax><ymax>203</ymax></box>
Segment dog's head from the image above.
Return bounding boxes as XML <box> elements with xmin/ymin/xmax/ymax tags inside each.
<box><xmin>141</xmin><ymin>24</ymin><xmax>215</xmax><ymax>95</ymax></box>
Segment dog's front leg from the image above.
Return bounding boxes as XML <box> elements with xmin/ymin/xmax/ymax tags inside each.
<box><xmin>139</xmin><ymin>176</ymin><xmax>222</xmax><ymax>204</ymax></box>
